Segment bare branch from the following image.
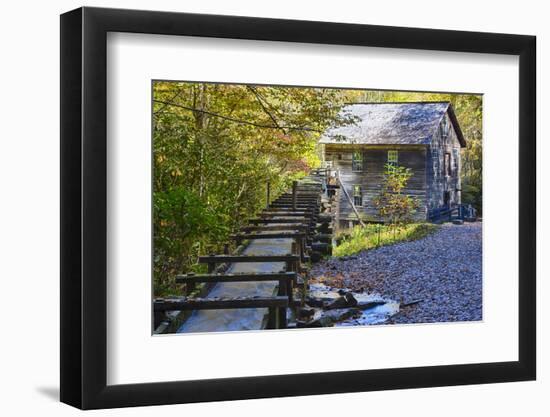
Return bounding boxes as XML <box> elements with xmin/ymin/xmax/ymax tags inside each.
<box><xmin>246</xmin><ymin>86</ymin><xmax>287</xmax><ymax>135</ymax></box>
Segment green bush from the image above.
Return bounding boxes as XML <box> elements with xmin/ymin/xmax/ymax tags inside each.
<box><xmin>153</xmin><ymin>188</ymin><xmax>230</xmax><ymax>296</ymax></box>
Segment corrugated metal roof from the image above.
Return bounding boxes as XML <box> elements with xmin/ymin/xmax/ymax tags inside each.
<box><xmin>320</xmin><ymin>102</ymin><xmax>465</xmax><ymax>147</ymax></box>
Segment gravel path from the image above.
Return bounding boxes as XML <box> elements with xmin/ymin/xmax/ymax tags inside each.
<box><xmin>310</xmin><ymin>222</ymin><xmax>482</xmax><ymax>324</ymax></box>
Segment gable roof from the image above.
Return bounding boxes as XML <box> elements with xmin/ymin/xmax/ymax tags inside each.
<box><xmin>320</xmin><ymin>102</ymin><xmax>466</xmax><ymax>147</ymax></box>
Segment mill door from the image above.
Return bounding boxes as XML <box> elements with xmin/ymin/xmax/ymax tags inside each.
<box><xmin>444</xmin><ymin>191</ymin><xmax>451</xmax><ymax>207</ymax></box>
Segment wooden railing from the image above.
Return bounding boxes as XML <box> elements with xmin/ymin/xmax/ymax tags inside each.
<box><xmin>428</xmin><ymin>203</ymin><xmax>477</xmax><ymax>222</ymax></box>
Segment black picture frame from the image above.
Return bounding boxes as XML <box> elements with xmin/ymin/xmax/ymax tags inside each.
<box><xmin>60</xmin><ymin>6</ymin><xmax>536</xmax><ymax>410</ymax></box>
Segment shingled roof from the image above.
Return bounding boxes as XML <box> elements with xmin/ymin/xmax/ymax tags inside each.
<box><xmin>320</xmin><ymin>102</ymin><xmax>466</xmax><ymax>147</ymax></box>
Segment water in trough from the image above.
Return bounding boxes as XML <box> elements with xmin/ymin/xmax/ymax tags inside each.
<box><xmin>177</xmin><ymin>236</ymin><xmax>292</xmax><ymax>333</ymax></box>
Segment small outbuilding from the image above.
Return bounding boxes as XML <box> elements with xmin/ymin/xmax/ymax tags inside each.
<box><xmin>319</xmin><ymin>102</ymin><xmax>466</xmax><ymax>227</ymax></box>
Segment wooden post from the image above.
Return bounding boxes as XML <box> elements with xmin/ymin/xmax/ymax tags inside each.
<box><xmin>266</xmin><ymin>181</ymin><xmax>271</xmax><ymax>209</ymax></box>
<box><xmin>185</xmin><ymin>273</ymin><xmax>196</xmax><ymax>295</ymax></box>
<box><xmin>297</xmin><ymin>236</ymin><xmax>305</xmax><ymax>262</ymax></box>
<box><xmin>291</xmin><ymin>242</ymin><xmax>297</xmax><ymax>257</ymax></box>
<box><xmin>292</xmin><ymin>180</ymin><xmax>298</xmax><ymax>211</ymax></box>
<box><xmin>154</xmin><ymin>310</ymin><xmax>165</xmax><ymax>329</ymax></box>
<box><xmin>267</xmin><ymin>307</ymin><xmax>277</xmax><ymax>329</ymax></box>
<box><xmin>289</xmin><ymin>241</ymin><xmax>299</xmax><ymax>303</ymax></box>
<box><xmin>278</xmin><ymin>307</ymin><xmax>287</xmax><ymax>329</ymax></box>
<box><xmin>277</xmin><ymin>279</ymin><xmax>287</xmax><ymax>296</ymax></box>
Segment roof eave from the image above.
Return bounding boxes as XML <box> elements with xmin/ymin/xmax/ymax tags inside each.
<box><xmin>446</xmin><ymin>103</ymin><xmax>467</xmax><ymax>148</ymax></box>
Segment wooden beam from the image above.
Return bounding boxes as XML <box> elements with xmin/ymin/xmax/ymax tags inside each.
<box><xmin>263</xmin><ymin>207</ymin><xmax>315</xmax><ymax>212</ymax></box>
<box><xmin>277</xmin><ymin>192</ymin><xmax>320</xmax><ymax>198</ymax></box>
<box><xmin>336</xmin><ymin>174</ymin><xmax>366</xmax><ymax>227</ymax></box>
<box><xmin>275</xmin><ymin>194</ymin><xmax>319</xmax><ymax>198</ymax></box>
<box><xmin>198</xmin><ymin>254</ymin><xmax>300</xmax><ymax>264</ymax></box>
<box><xmin>176</xmin><ymin>272</ymin><xmax>297</xmax><ymax>284</ymax></box>
<box><xmin>231</xmin><ymin>232</ymin><xmax>305</xmax><ymax>240</ymax></box>
<box><xmin>260</xmin><ymin>211</ymin><xmax>314</xmax><ymax>217</ymax></box>
<box><xmin>248</xmin><ymin>218</ymin><xmax>307</xmax><ymax>224</ymax></box>
<box><xmin>154</xmin><ymin>296</ymin><xmax>289</xmax><ymax>311</ymax></box>
<box><xmin>270</xmin><ymin>202</ymin><xmax>317</xmax><ymax>207</ymax></box>
<box><xmin>240</xmin><ymin>224</ymin><xmax>309</xmax><ymax>232</ymax></box>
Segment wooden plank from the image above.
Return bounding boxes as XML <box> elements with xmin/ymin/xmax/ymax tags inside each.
<box><xmin>275</xmin><ymin>195</ymin><xmax>319</xmax><ymax>200</ymax></box>
<box><xmin>276</xmin><ymin>193</ymin><xmax>320</xmax><ymax>198</ymax></box>
<box><xmin>260</xmin><ymin>211</ymin><xmax>314</xmax><ymax>217</ymax></box>
<box><xmin>240</xmin><ymin>224</ymin><xmax>309</xmax><ymax>232</ymax></box>
<box><xmin>231</xmin><ymin>232</ymin><xmax>305</xmax><ymax>240</ymax></box>
<box><xmin>198</xmin><ymin>254</ymin><xmax>300</xmax><ymax>264</ymax></box>
<box><xmin>154</xmin><ymin>296</ymin><xmax>289</xmax><ymax>311</ymax></box>
<box><xmin>269</xmin><ymin>201</ymin><xmax>318</xmax><ymax>206</ymax></box>
<box><xmin>248</xmin><ymin>218</ymin><xmax>307</xmax><ymax>224</ymax></box>
<box><xmin>317</xmin><ymin>213</ymin><xmax>333</xmax><ymax>223</ymax></box>
<box><xmin>270</xmin><ymin>202</ymin><xmax>317</xmax><ymax>207</ymax></box>
<box><xmin>276</xmin><ymin>193</ymin><xmax>320</xmax><ymax>197</ymax></box>
<box><xmin>263</xmin><ymin>207</ymin><xmax>315</xmax><ymax>212</ymax></box>
<box><xmin>263</xmin><ymin>209</ymin><xmax>316</xmax><ymax>214</ymax></box>
<box><xmin>176</xmin><ymin>272</ymin><xmax>296</xmax><ymax>284</ymax></box>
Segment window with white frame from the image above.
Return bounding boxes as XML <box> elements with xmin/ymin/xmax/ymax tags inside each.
<box><xmin>352</xmin><ymin>151</ymin><xmax>364</xmax><ymax>171</ymax></box>
<box><xmin>387</xmin><ymin>150</ymin><xmax>398</xmax><ymax>169</ymax></box>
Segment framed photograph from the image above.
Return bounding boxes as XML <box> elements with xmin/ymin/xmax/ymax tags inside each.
<box><xmin>60</xmin><ymin>6</ymin><xmax>536</xmax><ymax>409</ymax></box>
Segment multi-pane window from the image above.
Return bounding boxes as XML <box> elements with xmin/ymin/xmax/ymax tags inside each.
<box><xmin>353</xmin><ymin>185</ymin><xmax>363</xmax><ymax>207</ymax></box>
<box><xmin>387</xmin><ymin>150</ymin><xmax>398</xmax><ymax>169</ymax></box>
<box><xmin>352</xmin><ymin>151</ymin><xmax>364</xmax><ymax>171</ymax></box>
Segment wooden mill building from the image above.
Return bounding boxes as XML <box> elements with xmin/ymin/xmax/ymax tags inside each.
<box><xmin>319</xmin><ymin>102</ymin><xmax>466</xmax><ymax>227</ymax></box>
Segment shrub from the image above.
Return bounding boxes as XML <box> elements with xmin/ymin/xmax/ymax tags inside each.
<box><xmin>334</xmin><ymin>223</ymin><xmax>438</xmax><ymax>257</ymax></box>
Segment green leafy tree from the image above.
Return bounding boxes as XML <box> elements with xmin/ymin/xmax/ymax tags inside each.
<box><xmin>373</xmin><ymin>164</ymin><xmax>420</xmax><ymax>228</ymax></box>
<box><xmin>153</xmin><ymin>82</ymin><xmax>355</xmax><ymax>295</ymax></box>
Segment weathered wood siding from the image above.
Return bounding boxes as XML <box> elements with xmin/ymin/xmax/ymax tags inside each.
<box><xmin>324</xmin><ymin>144</ymin><xmax>427</xmax><ymax>225</ymax></box>
<box><xmin>426</xmin><ymin>113</ymin><xmax>462</xmax><ymax>210</ymax></box>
